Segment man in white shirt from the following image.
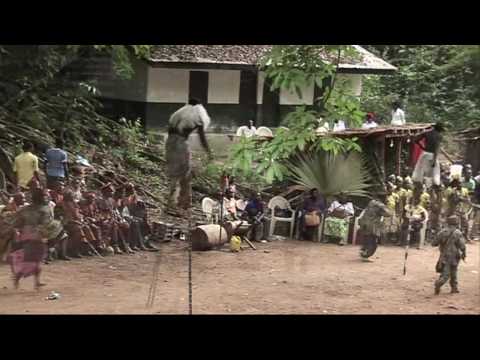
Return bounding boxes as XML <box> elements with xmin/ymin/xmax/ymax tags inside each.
<box><xmin>362</xmin><ymin>113</ymin><xmax>378</xmax><ymax>129</ymax></box>
<box><xmin>236</xmin><ymin>120</ymin><xmax>257</xmax><ymax>138</ymax></box>
<box><xmin>391</xmin><ymin>101</ymin><xmax>406</xmax><ymax>126</ymax></box>
<box><xmin>333</xmin><ymin>120</ymin><xmax>346</xmax><ymax>132</ymax></box>
<box><xmin>328</xmin><ymin>199</ymin><xmax>354</xmax><ymax>217</ymax></box>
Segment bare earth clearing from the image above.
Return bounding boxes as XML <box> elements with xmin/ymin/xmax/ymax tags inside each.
<box><xmin>0</xmin><ymin>240</ymin><xmax>478</xmax><ymax>315</ymax></box>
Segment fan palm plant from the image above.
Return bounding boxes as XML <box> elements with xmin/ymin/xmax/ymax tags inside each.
<box><xmin>287</xmin><ymin>151</ymin><xmax>374</xmax><ymax>201</ymax></box>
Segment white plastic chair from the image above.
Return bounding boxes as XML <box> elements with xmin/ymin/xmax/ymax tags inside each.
<box><xmin>236</xmin><ymin>199</ymin><xmax>247</xmax><ymax>211</ymax></box>
<box><xmin>202</xmin><ymin>197</ymin><xmax>219</xmax><ymax>224</ymax></box>
<box><xmin>268</xmin><ymin>196</ymin><xmax>295</xmax><ymax>239</ymax></box>
<box><xmin>255</xmin><ymin>127</ymin><xmax>274</xmax><ymax>138</ymax></box>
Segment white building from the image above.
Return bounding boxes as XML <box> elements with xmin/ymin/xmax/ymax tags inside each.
<box><xmin>89</xmin><ymin>45</ymin><xmax>396</xmax><ymax>131</ymax></box>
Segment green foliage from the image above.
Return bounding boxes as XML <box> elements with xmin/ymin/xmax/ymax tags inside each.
<box><xmin>0</xmin><ymin>45</ymin><xmax>153</xmax><ymax>146</ymax></box>
<box><xmin>287</xmin><ymin>151</ymin><xmax>373</xmax><ymax>200</ymax></box>
<box><xmin>0</xmin><ymin>45</ymin><xmax>156</xmax><ymax>175</ymax></box>
<box><xmin>362</xmin><ymin>45</ymin><xmax>480</xmax><ymax>130</ymax></box>
<box><xmin>91</xmin><ymin>45</ymin><xmax>151</xmax><ymax>80</ymax></box>
<box><xmin>230</xmin><ymin>45</ymin><xmax>366</xmax><ymax>184</ymax></box>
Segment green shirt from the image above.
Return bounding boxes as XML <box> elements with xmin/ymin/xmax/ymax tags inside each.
<box><xmin>462</xmin><ymin>178</ymin><xmax>476</xmax><ymax>192</ymax></box>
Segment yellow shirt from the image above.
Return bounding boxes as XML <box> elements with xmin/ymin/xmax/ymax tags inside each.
<box><xmin>420</xmin><ymin>192</ymin><xmax>430</xmax><ymax>209</ymax></box>
<box><xmin>386</xmin><ymin>192</ymin><xmax>399</xmax><ymax>211</ymax></box>
<box><xmin>445</xmin><ymin>187</ymin><xmax>471</xmax><ymax>214</ymax></box>
<box><xmin>13</xmin><ymin>152</ymin><xmax>39</xmax><ymax>188</ymax></box>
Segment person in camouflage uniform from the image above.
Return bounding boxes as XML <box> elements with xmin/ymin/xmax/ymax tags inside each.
<box><xmin>445</xmin><ymin>178</ymin><xmax>472</xmax><ymax>243</ymax></box>
<box><xmin>429</xmin><ymin>181</ymin><xmax>445</xmax><ymax>236</ymax></box>
<box><xmin>432</xmin><ymin>215</ymin><xmax>466</xmax><ymax>295</ymax></box>
<box><xmin>359</xmin><ymin>199</ymin><xmax>393</xmax><ymax>261</ymax></box>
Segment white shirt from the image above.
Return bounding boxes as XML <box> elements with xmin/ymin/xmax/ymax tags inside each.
<box><xmin>328</xmin><ymin>201</ymin><xmax>354</xmax><ymax>216</ymax></box>
<box><xmin>169</xmin><ymin>104</ymin><xmax>211</xmax><ymax>133</ymax></box>
<box><xmin>333</xmin><ymin>121</ymin><xmax>346</xmax><ymax>132</ymax></box>
<box><xmin>362</xmin><ymin>121</ymin><xmax>378</xmax><ymax>129</ymax></box>
<box><xmin>236</xmin><ymin>126</ymin><xmax>257</xmax><ymax>137</ymax></box>
<box><xmin>316</xmin><ymin>122</ymin><xmax>330</xmax><ymax>133</ymax></box>
<box><xmin>391</xmin><ymin>109</ymin><xmax>406</xmax><ymax>126</ymax></box>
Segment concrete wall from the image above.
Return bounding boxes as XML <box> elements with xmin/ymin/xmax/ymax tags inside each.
<box><xmin>208</xmin><ymin>70</ymin><xmax>241</xmax><ymax>104</ymax></box>
<box><xmin>146</xmin><ymin>67</ymin><xmax>241</xmax><ymax>104</ymax></box>
<box><xmin>147</xmin><ymin>68</ymin><xmax>189</xmax><ymax>103</ymax></box>
<box><xmin>98</xmin><ymin>63</ymin><xmax>364</xmax><ymax>131</ymax></box>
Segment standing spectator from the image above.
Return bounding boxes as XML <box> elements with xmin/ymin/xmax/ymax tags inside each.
<box><xmin>362</xmin><ymin>113</ymin><xmax>378</xmax><ymax>129</ymax></box>
<box><xmin>412</xmin><ymin>123</ymin><xmax>445</xmax><ymax>187</ymax></box>
<box><xmin>333</xmin><ymin>119</ymin><xmax>346</xmax><ymax>132</ymax></box>
<box><xmin>45</xmin><ymin>138</ymin><xmax>69</xmax><ymax>189</ymax></box>
<box><xmin>473</xmin><ymin>173</ymin><xmax>480</xmax><ymax>239</ymax></box>
<box><xmin>391</xmin><ymin>101</ymin><xmax>406</xmax><ymax>126</ymax></box>
<box><xmin>13</xmin><ymin>141</ymin><xmax>40</xmax><ymax>191</ymax></box>
<box><xmin>461</xmin><ymin>165</ymin><xmax>476</xmax><ymax>194</ymax></box>
<box><xmin>243</xmin><ymin>192</ymin><xmax>266</xmax><ymax>242</ymax></box>
<box><xmin>228</xmin><ymin>176</ymin><xmax>237</xmax><ymax>197</ymax></box>
<box><xmin>300</xmin><ymin>189</ymin><xmax>326</xmax><ymax>241</ymax></box>
<box><xmin>8</xmin><ymin>188</ymin><xmax>57</xmax><ymax>290</ymax></box>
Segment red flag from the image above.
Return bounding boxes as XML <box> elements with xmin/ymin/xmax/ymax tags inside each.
<box><xmin>411</xmin><ymin>138</ymin><xmax>425</xmax><ymax>167</ymax></box>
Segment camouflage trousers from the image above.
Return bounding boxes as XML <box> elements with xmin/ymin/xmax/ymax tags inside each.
<box><xmin>459</xmin><ymin>214</ymin><xmax>470</xmax><ymax>241</ymax></box>
<box><xmin>435</xmin><ymin>263</ymin><xmax>458</xmax><ymax>291</ymax></box>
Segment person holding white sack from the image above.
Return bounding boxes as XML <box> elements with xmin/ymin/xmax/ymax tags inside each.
<box><xmin>165</xmin><ymin>98</ymin><xmax>213</xmax><ymax>214</ymax></box>
<box><xmin>412</xmin><ymin>123</ymin><xmax>445</xmax><ymax>188</ymax></box>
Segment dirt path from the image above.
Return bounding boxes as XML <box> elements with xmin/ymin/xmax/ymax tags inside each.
<box><xmin>0</xmin><ymin>240</ymin><xmax>478</xmax><ymax>314</ymax></box>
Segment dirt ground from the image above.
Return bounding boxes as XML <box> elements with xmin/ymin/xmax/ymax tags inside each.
<box><xmin>0</xmin><ymin>240</ymin><xmax>478</xmax><ymax>315</ymax></box>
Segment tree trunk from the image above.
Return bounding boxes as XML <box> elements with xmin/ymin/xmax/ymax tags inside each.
<box><xmin>0</xmin><ymin>146</ymin><xmax>15</xmax><ymax>184</ymax></box>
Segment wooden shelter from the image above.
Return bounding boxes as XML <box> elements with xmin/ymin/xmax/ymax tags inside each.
<box><xmin>456</xmin><ymin>127</ymin><xmax>480</xmax><ymax>175</ymax></box>
<box><xmin>316</xmin><ymin>123</ymin><xmax>434</xmax><ymax>183</ymax></box>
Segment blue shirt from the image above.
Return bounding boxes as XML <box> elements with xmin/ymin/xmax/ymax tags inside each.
<box><xmin>45</xmin><ymin>148</ymin><xmax>68</xmax><ymax>178</ymax></box>
<box><xmin>245</xmin><ymin>199</ymin><xmax>264</xmax><ymax>216</ymax></box>
<box><xmin>303</xmin><ymin>196</ymin><xmax>326</xmax><ymax>213</ymax></box>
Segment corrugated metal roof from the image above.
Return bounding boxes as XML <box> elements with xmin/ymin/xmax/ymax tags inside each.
<box><xmin>149</xmin><ymin>45</ymin><xmax>397</xmax><ymax>73</ymax></box>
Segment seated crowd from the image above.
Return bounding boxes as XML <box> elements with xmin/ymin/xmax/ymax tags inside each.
<box><xmin>1</xmin><ymin>143</ymin><xmax>159</xmax><ymax>268</ymax></box>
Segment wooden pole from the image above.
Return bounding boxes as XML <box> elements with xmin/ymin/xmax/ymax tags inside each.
<box><xmin>396</xmin><ymin>138</ymin><xmax>403</xmax><ymax>176</ymax></box>
<box><xmin>380</xmin><ymin>136</ymin><xmax>387</xmax><ymax>182</ymax></box>
<box><xmin>440</xmin><ymin>148</ymin><xmax>456</xmax><ymax>164</ymax></box>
